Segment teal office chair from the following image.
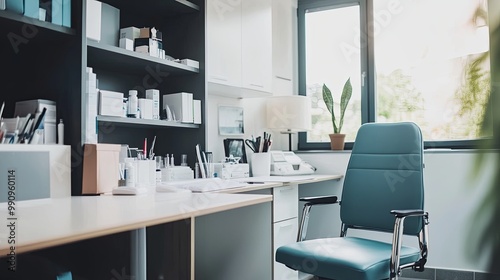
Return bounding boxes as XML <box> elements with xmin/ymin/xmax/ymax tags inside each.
<box><xmin>276</xmin><ymin>122</ymin><xmax>429</xmax><ymax>280</ymax></box>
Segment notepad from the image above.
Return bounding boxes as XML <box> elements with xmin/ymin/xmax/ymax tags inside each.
<box><xmin>157</xmin><ymin>178</ymin><xmax>246</xmax><ymax>192</ymax></box>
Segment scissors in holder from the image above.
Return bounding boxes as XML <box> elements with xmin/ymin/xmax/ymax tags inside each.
<box><xmin>245</xmin><ymin>139</ymin><xmax>257</xmax><ymax>152</ymax></box>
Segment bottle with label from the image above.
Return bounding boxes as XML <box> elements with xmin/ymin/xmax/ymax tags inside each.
<box><xmin>127</xmin><ymin>90</ymin><xmax>138</xmax><ymax>118</ymax></box>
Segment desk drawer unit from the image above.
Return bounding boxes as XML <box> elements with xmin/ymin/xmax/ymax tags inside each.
<box><xmin>272</xmin><ymin>184</ymin><xmax>299</xmax><ymax>280</ymax></box>
<box><xmin>274</xmin><ymin>217</ymin><xmax>299</xmax><ymax>280</ymax></box>
<box><xmin>273</xmin><ymin>184</ymin><xmax>299</xmax><ymax>222</ymax></box>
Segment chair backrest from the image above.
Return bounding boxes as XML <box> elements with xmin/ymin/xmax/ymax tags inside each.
<box><xmin>340</xmin><ymin>122</ymin><xmax>424</xmax><ymax>235</ymax></box>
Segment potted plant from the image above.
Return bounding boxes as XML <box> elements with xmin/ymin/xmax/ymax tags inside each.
<box><xmin>322</xmin><ymin>78</ymin><xmax>352</xmax><ymax>150</ymax></box>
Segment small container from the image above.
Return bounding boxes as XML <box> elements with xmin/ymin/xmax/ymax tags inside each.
<box><xmin>127</xmin><ymin>90</ymin><xmax>138</xmax><ymax>118</ymax></box>
<box><xmin>181</xmin><ymin>154</ymin><xmax>188</xmax><ymax>166</ymax></box>
<box><xmin>125</xmin><ymin>160</ymin><xmax>136</xmax><ymax>188</ymax></box>
<box><xmin>57</xmin><ymin>119</ymin><xmax>64</xmax><ymax>145</ymax></box>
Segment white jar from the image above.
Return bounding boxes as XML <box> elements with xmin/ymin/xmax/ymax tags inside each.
<box><xmin>127</xmin><ymin>90</ymin><xmax>138</xmax><ymax>118</ymax></box>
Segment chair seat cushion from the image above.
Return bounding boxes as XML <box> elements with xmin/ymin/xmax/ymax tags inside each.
<box><xmin>275</xmin><ymin>237</ymin><xmax>420</xmax><ymax>280</ymax></box>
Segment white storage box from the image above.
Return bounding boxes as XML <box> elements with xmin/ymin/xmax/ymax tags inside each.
<box><xmin>180</xmin><ymin>59</ymin><xmax>199</xmax><ymax>69</ymax></box>
<box><xmin>163</xmin><ymin>92</ymin><xmax>193</xmax><ymax>123</ymax></box>
<box><xmin>145</xmin><ymin>89</ymin><xmax>160</xmax><ymax>120</ymax></box>
<box><xmin>98</xmin><ymin>90</ymin><xmax>124</xmax><ymax>117</ymax></box>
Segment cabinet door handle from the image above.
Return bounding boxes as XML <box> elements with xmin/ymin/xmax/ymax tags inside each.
<box><xmin>275</xmin><ymin>75</ymin><xmax>292</xmax><ymax>81</ymax></box>
<box><xmin>249</xmin><ymin>83</ymin><xmax>264</xmax><ymax>88</ymax></box>
<box><xmin>210</xmin><ymin>76</ymin><xmax>228</xmax><ymax>82</ymax></box>
<box><xmin>278</xmin><ymin>223</ymin><xmax>294</xmax><ymax>230</ymax></box>
<box><xmin>279</xmin><ymin>186</ymin><xmax>294</xmax><ymax>192</ymax></box>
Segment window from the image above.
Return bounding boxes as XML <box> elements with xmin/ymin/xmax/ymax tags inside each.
<box><xmin>298</xmin><ymin>0</ymin><xmax>492</xmax><ymax>150</ymax></box>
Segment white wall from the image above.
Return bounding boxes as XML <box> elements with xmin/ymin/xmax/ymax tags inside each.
<box><xmin>297</xmin><ymin>150</ymin><xmax>497</xmax><ymax>273</ymax></box>
<box><xmin>207</xmin><ymin>95</ymin><xmax>295</xmax><ymax>162</ymax></box>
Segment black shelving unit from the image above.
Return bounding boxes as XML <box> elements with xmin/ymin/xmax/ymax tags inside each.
<box><xmin>0</xmin><ymin>0</ymin><xmax>206</xmax><ymax>197</ymax></box>
<box><xmin>86</xmin><ymin>0</ymin><xmax>206</xmax><ymax>188</ymax></box>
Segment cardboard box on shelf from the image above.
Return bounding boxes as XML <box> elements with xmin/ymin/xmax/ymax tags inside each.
<box><xmin>82</xmin><ymin>143</ymin><xmax>121</xmax><ymax>194</ymax></box>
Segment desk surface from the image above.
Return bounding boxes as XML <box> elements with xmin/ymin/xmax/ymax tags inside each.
<box><xmin>0</xmin><ymin>192</ymin><xmax>272</xmax><ymax>255</ymax></box>
<box><xmin>216</xmin><ymin>174</ymin><xmax>343</xmax><ymax>194</ymax></box>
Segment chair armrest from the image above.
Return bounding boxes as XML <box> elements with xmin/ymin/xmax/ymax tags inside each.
<box><xmin>390</xmin><ymin>210</ymin><xmax>429</xmax><ymax>279</ymax></box>
<box><xmin>297</xmin><ymin>195</ymin><xmax>339</xmax><ymax>242</ymax></box>
<box><xmin>299</xmin><ymin>195</ymin><xmax>338</xmax><ymax>206</ymax></box>
<box><xmin>390</xmin><ymin>209</ymin><xmax>425</xmax><ymax>218</ymax></box>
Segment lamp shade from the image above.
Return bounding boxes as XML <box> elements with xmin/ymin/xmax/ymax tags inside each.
<box><xmin>266</xmin><ymin>95</ymin><xmax>311</xmax><ymax>132</ymax></box>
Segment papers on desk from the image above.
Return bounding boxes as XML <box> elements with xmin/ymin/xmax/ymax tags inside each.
<box><xmin>157</xmin><ymin>178</ymin><xmax>247</xmax><ymax>193</ymax></box>
<box><xmin>239</xmin><ymin>175</ymin><xmax>315</xmax><ymax>183</ymax></box>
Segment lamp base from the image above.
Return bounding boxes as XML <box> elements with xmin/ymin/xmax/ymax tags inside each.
<box><xmin>280</xmin><ymin>130</ymin><xmax>293</xmax><ymax>151</ymax></box>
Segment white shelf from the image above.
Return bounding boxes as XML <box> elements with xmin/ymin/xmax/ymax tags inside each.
<box><xmin>96</xmin><ymin>115</ymin><xmax>200</xmax><ymax>129</ymax></box>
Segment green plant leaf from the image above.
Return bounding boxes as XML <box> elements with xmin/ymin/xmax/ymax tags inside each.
<box><xmin>338</xmin><ymin>78</ymin><xmax>352</xmax><ymax>133</ymax></box>
<box><xmin>322</xmin><ymin>84</ymin><xmax>338</xmax><ymax>133</ymax></box>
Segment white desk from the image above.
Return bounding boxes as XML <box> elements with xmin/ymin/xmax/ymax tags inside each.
<box><xmin>197</xmin><ymin>174</ymin><xmax>343</xmax><ymax>280</ymax></box>
<box><xmin>0</xmin><ymin>192</ymin><xmax>272</xmax><ymax>279</ymax></box>
<box><xmin>0</xmin><ymin>175</ymin><xmax>341</xmax><ymax>280</ymax></box>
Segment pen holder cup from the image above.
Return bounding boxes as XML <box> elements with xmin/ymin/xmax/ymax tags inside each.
<box><xmin>251</xmin><ymin>153</ymin><xmax>271</xmax><ymax>177</ymax></box>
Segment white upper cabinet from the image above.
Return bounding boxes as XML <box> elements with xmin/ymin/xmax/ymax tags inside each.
<box><xmin>206</xmin><ymin>0</ymin><xmax>242</xmax><ymax>88</ymax></box>
<box><xmin>272</xmin><ymin>0</ymin><xmax>295</xmax><ymax>95</ymax></box>
<box><xmin>241</xmin><ymin>0</ymin><xmax>273</xmax><ymax>94</ymax></box>
<box><xmin>207</xmin><ymin>0</ymin><xmax>294</xmax><ymax>98</ymax></box>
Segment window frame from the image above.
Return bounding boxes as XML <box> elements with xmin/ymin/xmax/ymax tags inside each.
<box><xmin>297</xmin><ymin>0</ymin><xmax>495</xmax><ymax>150</ymax></box>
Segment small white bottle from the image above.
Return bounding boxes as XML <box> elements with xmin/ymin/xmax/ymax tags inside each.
<box><xmin>127</xmin><ymin>90</ymin><xmax>138</xmax><ymax>118</ymax></box>
<box><xmin>125</xmin><ymin>160</ymin><xmax>136</xmax><ymax>188</ymax></box>
<box><xmin>57</xmin><ymin>119</ymin><xmax>64</xmax><ymax>145</ymax></box>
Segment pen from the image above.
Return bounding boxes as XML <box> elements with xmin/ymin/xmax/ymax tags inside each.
<box><xmin>247</xmin><ymin>182</ymin><xmax>264</xmax><ymax>184</ymax></box>
<box><xmin>0</xmin><ymin>101</ymin><xmax>4</xmax><ymax>120</ymax></box>
<box><xmin>143</xmin><ymin>138</ymin><xmax>147</xmax><ymax>159</ymax></box>
<box><xmin>29</xmin><ymin>107</ymin><xmax>47</xmax><ymax>144</ymax></box>
<box><xmin>149</xmin><ymin>135</ymin><xmax>156</xmax><ymax>159</ymax></box>
<box><xmin>19</xmin><ymin>114</ymin><xmax>32</xmax><ymax>143</ymax></box>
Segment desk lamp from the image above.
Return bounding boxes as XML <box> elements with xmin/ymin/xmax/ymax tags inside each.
<box><xmin>266</xmin><ymin>95</ymin><xmax>311</xmax><ymax>151</ymax></box>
